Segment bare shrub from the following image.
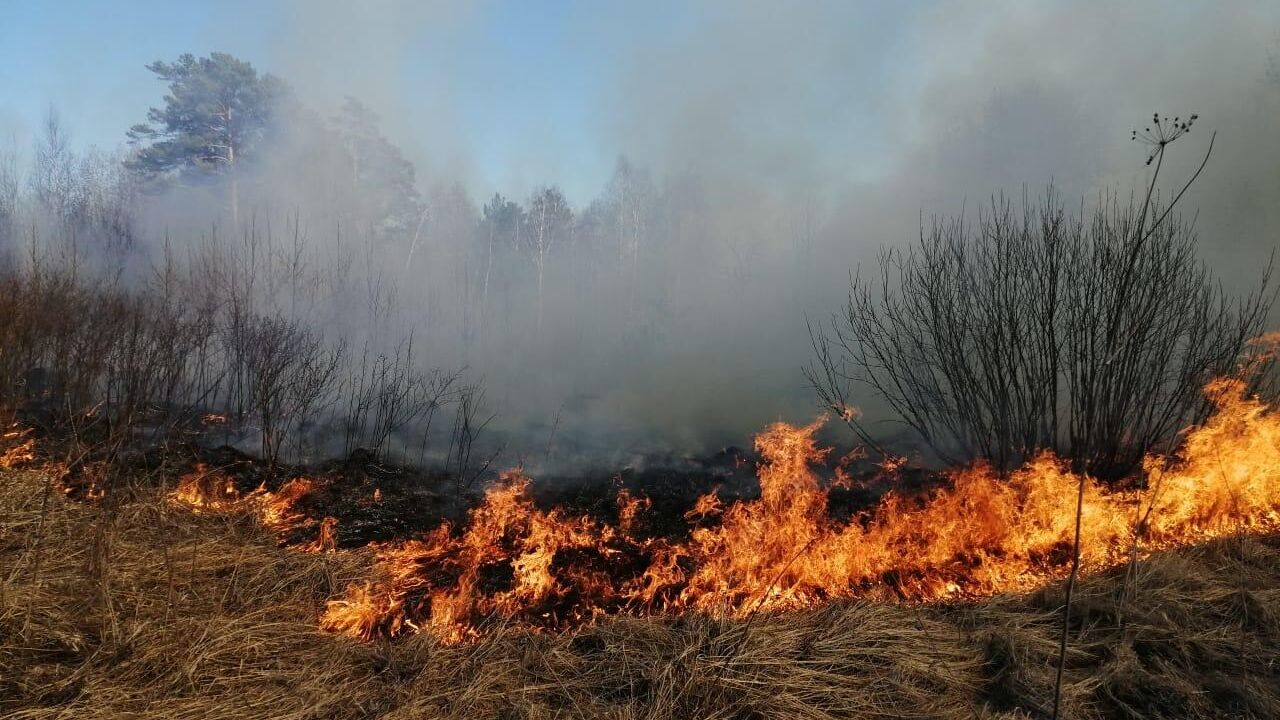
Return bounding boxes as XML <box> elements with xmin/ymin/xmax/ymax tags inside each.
<box><xmin>340</xmin><ymin>340</ymin><xmax>461</xmax><ymax>462</ymax></box>
<box><xmin>447</xmin><ymin>382</ymin><xmax>498</xmax><ymax>491</ymax></box>
<box><xmin>810</xmin><ymin>122</ymin><xmax>1275</xmax><ymax>479</ymax></box>
<box><xmin>0</xmin><ymin>227</ymin><xmax>470</xmax><ymax>476</ymax></box>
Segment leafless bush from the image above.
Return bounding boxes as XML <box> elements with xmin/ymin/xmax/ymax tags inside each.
<box><xmin>340</xmin><ymin>338</ymin><xmax>464</xmax><ymax>463</ymax></box>
<box><xmin>810</xmin><ymin>123</ymin><xmax>1275</xmax><ymax>479</ymax></box>
<box><xmin>0</xmin><ymin>126</ymin><xmax>482</xmax><ymax>478</ymax></box>
<box><xmin>236</xmin><ymin>315</ymin><xmax>342</xmax><ymax>468</ymax></box>
<box><xmin>0</xmin><ymin>139</ymin><xmax>19</xmax><ymax>251</ymax></box>
<box><xmin>0</xmin><ymin>226</ymin><xmax>472</xmax><ymax>476</ymax></box>
<box><xmin>447</xmin><ymin>382</ymin><xmax>498</xmax><ymax>491</ymax></box>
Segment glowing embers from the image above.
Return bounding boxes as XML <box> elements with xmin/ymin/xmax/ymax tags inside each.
<box><xmin>321</xmin><ymin>379</ymin><xmax>1280</xmax><ymax>644</ymax></box>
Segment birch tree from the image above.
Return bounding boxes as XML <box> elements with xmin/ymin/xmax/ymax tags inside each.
<box><xmin>526</xmin><ymin>185</ymin><xmax>572</xmax><ymax>331</ymax></box>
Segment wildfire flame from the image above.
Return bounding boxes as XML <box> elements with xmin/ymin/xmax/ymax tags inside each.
<box><xmin>170</xmin><ymin>465</ymin><xmax>326</xmax><ymax>544</ymax></box>
<box><xmin>321</xmin><ymin>378</ymin><xmax>1280</xmax><ymax>643</ymax></box>
<box><xmin>0</xmin><ymin>426</ymin><xmax>36</xmax><ymax>470</ymax></box>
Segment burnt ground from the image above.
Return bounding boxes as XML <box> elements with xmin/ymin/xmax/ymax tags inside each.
<box><xmin>5</xmin><ymin>402</ymin><xmax>950</xmax><ymax>553</ymax></box>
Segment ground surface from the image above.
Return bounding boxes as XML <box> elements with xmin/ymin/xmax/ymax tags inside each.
<box><xmin>3</xmin><ymin>466</ymin><xmax>1279</xmax><ymax>720</ymax></box>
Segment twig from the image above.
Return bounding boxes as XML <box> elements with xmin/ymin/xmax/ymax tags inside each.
<box><xmin>1052</xmin><ymin>471</ymin><xmax>1086</xmax><ymax>720</ymax></box>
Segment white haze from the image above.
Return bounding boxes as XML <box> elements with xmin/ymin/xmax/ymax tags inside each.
<box><xmin>6</xmin><ymin>0</ymin><xmax>1280</xmax><ymax>472</ymax></box>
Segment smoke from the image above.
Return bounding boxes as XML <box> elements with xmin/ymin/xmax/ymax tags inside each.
<box><xmin>4</xmin><ymin>0</ymin><xmax>1279</xmax><ymax>471</ymax></box>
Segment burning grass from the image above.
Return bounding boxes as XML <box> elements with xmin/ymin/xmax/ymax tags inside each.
<box><xmin>320</xmin><ymin>377</ymin><xmax>1280</xmax><ymax>643</ymax></box>
<box><xmin>2</xmin><ymin>370</ymin><xmax>1278</xmax><ymax>717</ymax></box>
<box><xmin>3</xmin><ymin>465</ymin><xmax>1279</xmax><ymax>719</ymax></box>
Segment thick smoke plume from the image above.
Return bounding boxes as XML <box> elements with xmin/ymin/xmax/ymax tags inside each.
<box><xmin>2</xmin><ymin>0</ymin><xmax>1278</xmax><ymax>472</ymax></box>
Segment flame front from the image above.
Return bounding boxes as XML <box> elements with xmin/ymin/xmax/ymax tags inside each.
<box><xmin>321</xmin><ymin>379</ymin><xmax>1280</xmax><ymax>642</ymax></box>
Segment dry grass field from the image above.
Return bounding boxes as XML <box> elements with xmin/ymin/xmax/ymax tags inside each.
<box><xmin>4</xmin><ymin>465</ymin><xmax>1279</xmax><ymax>720</ymax></box>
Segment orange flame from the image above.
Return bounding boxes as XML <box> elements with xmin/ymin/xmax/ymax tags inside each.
<box><xmin>0</xmin><ymin>426</ymin><xmax>36</xmax><ymax>470</ymax></box>
<box><xmin>322</xmin><ymin>379</ymin><xmax>1280</xmax><ymax>643</ymax></box>
<box><xmin>169</xmin><ymin>467</ymin><xmax>327</xmax><ymax>545</ymax></box>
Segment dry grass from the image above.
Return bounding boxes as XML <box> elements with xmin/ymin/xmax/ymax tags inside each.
<box><xmin>2</xmin><ymin>467</ymin><xmax>1277</xmax><ymax>720</ymax></box>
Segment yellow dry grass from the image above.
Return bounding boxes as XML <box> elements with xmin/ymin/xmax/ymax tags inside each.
<box><xmin>2</xmin><ymin>467</ymin><xmax>1278</xmax><ymax>719</ymax></box>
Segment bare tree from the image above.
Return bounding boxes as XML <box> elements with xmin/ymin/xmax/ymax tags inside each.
<box><xmin>30</xmin><ymin>108</ymin><xmax>76</xmax><ymax>227</ymax></box>
<box><xmin>605</xmin><ymin>157</ymin><xmax>653</xmax><ymax>316</ymax></box>
<box><xmin>0</xmin><ymin>138</ymin><xmax>19</xmax><ymax>252</ymax></box>
<box><xmin>526</xmin><ymin>186</ymin><xmax>572</xmax><ymax>331</ymax></box>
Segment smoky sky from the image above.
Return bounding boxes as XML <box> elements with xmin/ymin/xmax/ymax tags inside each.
<box><xmin>4</xmin><ymin>0</ymin><xmax>1278</xmax><ymax>468</ymax></box>
<box><xmin>252</xmin><ymin>1</ymin><xmax>1280</xmax><ymax>270</ymax></box>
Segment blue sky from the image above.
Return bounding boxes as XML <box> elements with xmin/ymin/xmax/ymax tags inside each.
<box><xmin>4</xmin><ymin>1</ymin><xmax>1274</xmax><ymax>209</ymax></box>
<box><xmin>1</xmin><ymin>1</ymin><xmax>283</xmax><ymax>147</ymax></box>
<box><xmin>0</xmin><ymin>1</ymin><xmax>916</xmax><ymax>203</ymax></box>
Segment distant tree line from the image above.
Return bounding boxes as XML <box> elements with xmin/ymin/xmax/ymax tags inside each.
<box><xmin>0</xmin><ymin>52</ymin><xmax>716</xmax><ymax>355</ymax></box>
